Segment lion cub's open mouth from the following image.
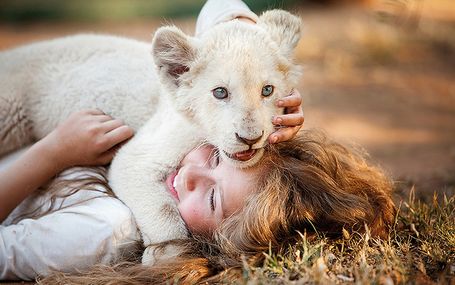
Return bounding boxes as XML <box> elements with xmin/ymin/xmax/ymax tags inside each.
<box><xmin>224</xmin><ymin>149</ymin><xmax>258</xmax><ymax>162</ymax></box>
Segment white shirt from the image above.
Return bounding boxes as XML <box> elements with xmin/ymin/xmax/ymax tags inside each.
<box><xmin>0</xmin><ymin>151</ymin><xmax>140</xmax><ymax>281</ymax></box>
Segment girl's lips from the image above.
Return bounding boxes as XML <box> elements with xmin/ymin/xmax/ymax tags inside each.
<box><xmin>165</xmin><ymin>170</ymin><xmax>179</xmax><ymax>201</ymax></box>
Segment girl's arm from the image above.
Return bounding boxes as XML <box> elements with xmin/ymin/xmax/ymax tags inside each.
<box><xmin>0</xmin><ymin>109</ymin><xmax>133</xmax><ymax>222</ymax></box>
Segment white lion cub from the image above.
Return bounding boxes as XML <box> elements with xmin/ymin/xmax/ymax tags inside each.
<box><xmin>0</xmin><ymin>10</ymin><xmax>301</xmax><ymax>264</ymax></box>
<box><xmin>110</xmin><ymin>10</ymin><xmax>301</xmax><ymax>263</ymax></box>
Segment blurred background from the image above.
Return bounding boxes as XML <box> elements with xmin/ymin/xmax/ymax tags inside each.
<box><xmin>0</xmin><ymin>0</ymin><xmax>454</xmax><ymax>200</ymax></box>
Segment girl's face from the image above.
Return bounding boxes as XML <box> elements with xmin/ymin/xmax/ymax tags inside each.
<box><xmin>165</xmin><ymin>145</ymin><xmax>259</xmax><ymax>236</ymax></box>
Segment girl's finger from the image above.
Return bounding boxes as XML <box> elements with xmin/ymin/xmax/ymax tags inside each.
<box><xmin>273</xmin><ymin>114</ymin><xmax>304</xmax><ymax>127</ymax></box>
<box><xmin>101</xmin><ymin>119</ymin><xmax>125</xmax><ymax>132</ymax></box>
<box><xmin>84</xmin><ymin>109</ymin><xmax>106</xmax><ymax>116</ymax></box>
<box><xmin>104</xmin><ymin>125</ymin><xmax>134</xmax><ymax>149</ymax></box>
<box><xmin>96</xmin><ymin>148</ymin><xmax>117</xmax><ymax>165</ymax></box>
<box><xmin>88</xmin><ymin>115</ymin><xmax>113</xmax><ymax>124</ymax></box>
<box><xmin>276</xmin><ymin>90</ymin><xmax>302</xmax><ymax>108</ymax></box>
<box><xmin>269</xmin><ymin>126</ymin><xmax>301</xmax><ymax>144</ymax></box>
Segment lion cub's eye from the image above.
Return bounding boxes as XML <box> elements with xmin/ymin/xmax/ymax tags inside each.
<box><xmin>262</xmin><ymin>85</ymin><xmax>274</xmax><ymax>97</ymax></box>
<box><xmin>212</xmin><ymin>87</ymin><xmax>228</xmax><ymax>99</ymax></box>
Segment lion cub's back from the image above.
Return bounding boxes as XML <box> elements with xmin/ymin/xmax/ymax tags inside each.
<box><xmin>1</xmin><ymin>34</ymin><xmax>160</xmax><ymax>138</ymax></box>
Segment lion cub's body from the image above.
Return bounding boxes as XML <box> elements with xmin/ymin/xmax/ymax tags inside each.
<box><xmin>0</xmin><ymin>10</ymin><xmax>301</xmax><ymax>264</ymax></box>
<box><xmin>0</xmin><ymin>35</ymin><xmax>159</xmax><ymax>153</ymax></box>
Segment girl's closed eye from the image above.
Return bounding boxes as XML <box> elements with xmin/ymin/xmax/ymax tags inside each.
<box><xmin>209</xmin><ymin>188</ymin><xmax>215</xmax><ymax>212</ymax></box>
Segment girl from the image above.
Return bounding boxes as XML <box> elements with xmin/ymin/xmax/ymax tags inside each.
<box><xmin>39</xmin><ymin>129</ymin><xmax>396</xmax><ymax>284</ymax></box>
<box><xmin>0</xmin><ymin>102</ymin><xmax>302</xmax><ymax>280</ymax></box>
<box><xmin>0</xmin><ymin>86</ymin><xmax>302</xmax><ymax>280</ymax></box>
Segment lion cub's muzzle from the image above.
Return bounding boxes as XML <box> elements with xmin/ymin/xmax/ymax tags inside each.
<box><xmin>235</xmin><ymin>132</ymin><xmax>263</xmax><ymax>146</ymax></box>
<box><xmin>223</xmin><ymin>131</ymin><xmax>264</xmax><ymax>162</ymax></box>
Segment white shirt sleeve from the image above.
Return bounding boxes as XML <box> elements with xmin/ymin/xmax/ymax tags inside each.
<box><xmin>0</xmin><ymin>152</ymin><xmax>140</xmax><ymax>281</ymax></box>
<box><xmin>0</xmin><ymin>194</ymin><xmax>139</xmax><ymax>281</ymax></box>
<box><xmin>195</xmin><ymin>0</ymin><xmax>259</xmax><ymax>37</ymax></box>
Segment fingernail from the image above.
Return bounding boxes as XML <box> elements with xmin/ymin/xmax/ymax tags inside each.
<box><xmin>270</xmin><ymin>136</ymin><xmax>277</xmax><ymax>143</ymax></box>
<box><xmin>276</xmin><ymin>100</ymin><xmax>284</xmax><ymax>107</ymax></box>
<box><xmin>275</xmin><ymin>117</ymin><xmax>282</xmax><ymax>124</ymax></box>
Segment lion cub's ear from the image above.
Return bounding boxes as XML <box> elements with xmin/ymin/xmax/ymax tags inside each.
<box><xmin>152</xmin><ymin>26</ymin><xmax>197</xmax><ymax>87</ymax></box>
<box><xmin>257</xmin><ymin>10</ymin><xmax>302</xmax><ymax>57</ymax></box>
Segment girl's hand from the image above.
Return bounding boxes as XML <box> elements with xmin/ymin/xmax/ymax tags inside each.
<box><xmin>269</xmin><ymin>89</ymin><xmax>304</xmax><ymax>144</ymax></box>
<box><xmin>0</xmin><ymin>109</ymin><xmax>133</xmax><ymax>221</ymax></box>
<box><xmin>42</xmin><ymin>109</ymin><xmax>134</xmax><ymax>170</ymax></box>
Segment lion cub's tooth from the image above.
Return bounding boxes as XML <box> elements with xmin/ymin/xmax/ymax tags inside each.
<box><xmin>173</xmin><ymin>176</ymin><xmax>177</xmax><ymax>189</ymax></box>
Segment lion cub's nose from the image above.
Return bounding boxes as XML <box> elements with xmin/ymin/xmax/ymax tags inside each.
<box><xmin>235</xmin><ymin>132</ymin><xmax>263</xmax><ymax>146</ymax></box>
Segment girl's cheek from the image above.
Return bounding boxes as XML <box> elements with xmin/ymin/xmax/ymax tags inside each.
<box><xmin>180</xmin><ymin>205</ymin><xmax>199</xmax><ymax>226</ymax></box>
<box><xmin>189</xmin><ymin>208</ymin><xmax>205</xmax><ymax>226</ymax></box>
<box><xmin>187</xmin><ymin>209</ymin><xmax>212</xmax><ymax>233</ymax></box>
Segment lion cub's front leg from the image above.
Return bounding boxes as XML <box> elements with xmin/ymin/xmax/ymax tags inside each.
<box><xmin>109</xmin><ymin>112</ymin><xmax>202</xmax><ymax>264</ymax></box>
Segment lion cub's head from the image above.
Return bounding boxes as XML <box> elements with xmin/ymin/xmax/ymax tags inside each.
<box><xmin>153</xmin><ymin>10</ymin><xmax>301</xmax><ymax>167</ymax></box>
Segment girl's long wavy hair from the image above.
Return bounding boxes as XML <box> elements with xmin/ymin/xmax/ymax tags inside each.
<box><xmin>39</xmin><ymin>130</ymin><xmax>395</xmax><ymax>284</ymax></box>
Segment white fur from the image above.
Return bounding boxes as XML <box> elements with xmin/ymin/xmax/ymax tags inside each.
<box><xmin>0</xmin><ymin>10</ymin><xmax>302</xmax><ymax>264</ymax></box>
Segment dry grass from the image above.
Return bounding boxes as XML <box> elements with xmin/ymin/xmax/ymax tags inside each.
<box><xmin>242</xmin><ymin>189</ymin><xmax>454</xmax><ymax>284</ymax></box>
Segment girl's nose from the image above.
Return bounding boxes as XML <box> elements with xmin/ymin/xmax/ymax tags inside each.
<box><xmin>183</xmin><ymin>165</ymin><xmax>212</xmax><ymax>192</ymax></box>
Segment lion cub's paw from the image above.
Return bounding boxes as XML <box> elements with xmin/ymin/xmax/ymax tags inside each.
<box><xmin>142</xmin><ymin>244</ymin><xmax>183</xmax><ymax>265</ymax></box>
